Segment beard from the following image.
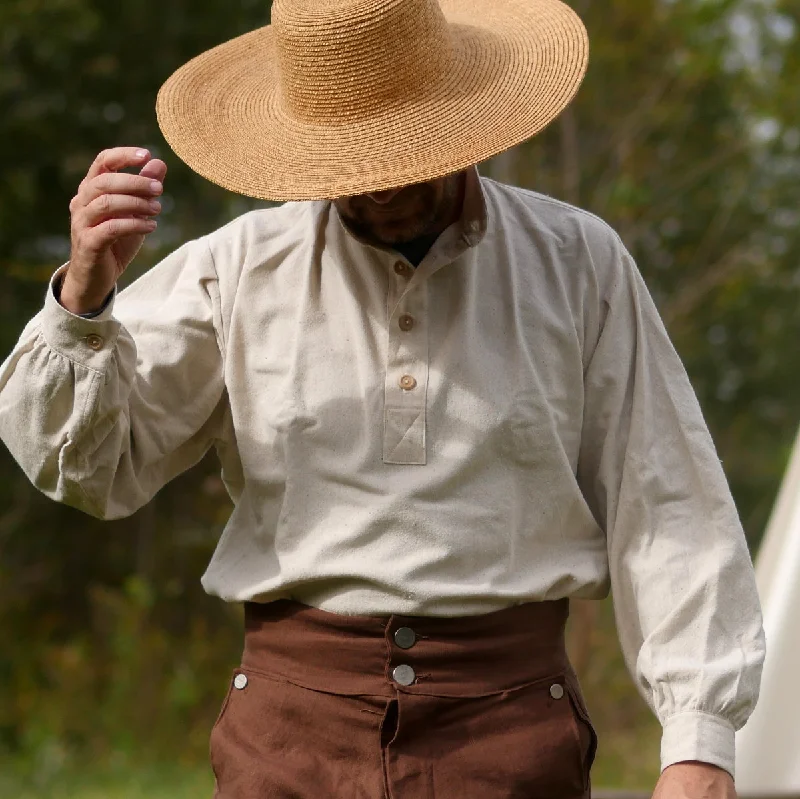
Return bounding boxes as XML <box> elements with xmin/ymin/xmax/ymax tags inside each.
<box><xmin>336</xmin><ymin>173</ymin><xmax>463</xmax><ymax>246</ymax></box>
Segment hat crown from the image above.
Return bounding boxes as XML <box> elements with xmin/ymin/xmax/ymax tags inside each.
<box><xmin>273</xmin><ymin>0</ymin><xmax>454</xmax><ymax>123</ymax></box>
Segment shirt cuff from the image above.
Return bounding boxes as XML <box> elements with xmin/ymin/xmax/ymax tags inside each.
<box><xmin>42</xmin><ymin>264</ymin><xmax>121</xmax><ymax>372</ymax></box>
<box><xmin>661</xmin><ymin>710</ymin><xmax>736</xmax><ymax>778</ymax></box>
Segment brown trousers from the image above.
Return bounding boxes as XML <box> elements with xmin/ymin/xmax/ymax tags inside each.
<box><xmin>210</xmin><ymin>599</ymin><xmax>597</xmax><ymax>798</ymax></box>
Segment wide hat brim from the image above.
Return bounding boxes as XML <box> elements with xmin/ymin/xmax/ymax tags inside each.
<box><xmin>156</xmin><ymin>0</ymin><xmax>589</xmax><ymax>201</ymax></box>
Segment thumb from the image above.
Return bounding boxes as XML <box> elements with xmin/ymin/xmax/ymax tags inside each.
<box><xmin>139</xmin><ymin>159</ymin><xmax>168</xmax><ymax>183</ymax></box>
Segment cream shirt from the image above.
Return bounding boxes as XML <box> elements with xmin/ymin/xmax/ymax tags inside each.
<box><xmin>0</xmin><ymin>169</ymin><xmax>765</xmax><ymax>776</ymax></box>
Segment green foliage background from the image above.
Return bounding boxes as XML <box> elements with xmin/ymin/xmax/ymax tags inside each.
<box><xmin>1</xmin><ymin>0</ymin><xmax>799</xmax><ymax>792</ymax></box>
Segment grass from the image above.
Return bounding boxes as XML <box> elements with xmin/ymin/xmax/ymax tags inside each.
<box><xmin>1</xmin><ymin>718</ymin><xmax>660</xmax><ymax>799</ymax></box>
<box><xmin>0</xmin><ymin>759</ymin><xmax>215</xmax><ymax>799</ymax></box>
<box><xmin>0</xmin><ymin>750</ymin><xmax>658</xmax><ymax>799</ymax></box>
<box><xmin>0</xmin><ymin>754</ymin><xmax>656</xmax><ymax>799</ymax></box>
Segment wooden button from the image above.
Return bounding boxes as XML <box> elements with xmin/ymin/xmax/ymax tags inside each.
<box><xmin>399</xmin><ymin>375</ymin><xmax>417</xmax><ymax>391</ymax></box>
<box><xmin>399</xmin><ymin>314</ymin><xmax>414</xmax><ymax>331</ymax></box>
<box><xmin>394</xmin><ymin>261</ymin><xmax>411</xmax><ymax>277</ymax></box>
<box><xmin>85</xmin><ymin>334</ymin><xmax>104</xmax><ymax>351</ymax></box>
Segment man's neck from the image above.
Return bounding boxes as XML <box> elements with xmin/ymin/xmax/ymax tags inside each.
<box><xmin>393</xmin><ymin>232</ymin><xmax>442</xmax><ymax>267</ymax></box>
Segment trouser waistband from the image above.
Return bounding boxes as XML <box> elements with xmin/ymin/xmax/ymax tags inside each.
<box><xmin>242</xmin><ymin>598</ymin><xmax>572</xmax><ymax>699</ymax></box>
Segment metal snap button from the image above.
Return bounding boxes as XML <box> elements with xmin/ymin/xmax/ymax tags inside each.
<box><xmin>549</xmin><ymin>683</ymin><xmax>564</xmax><ymax>700</ymax></box>
<box><xmin>398</xmin><ymin>314</ymin><xmax>414</xmax><ymax>332</ymax></box>
<box><xmin>233</xmin><ymin>673</ymin><xmax>248</xmax><ymax>690</ymax></box>
<box><xmin>399</xmin><ymin>375</ymin><xmax>417</xmax><ymax>391</ymax></box>
<box><xmin>394</xmin><ymin>627</ymin><xmax>417</xmax><ymax>650</ymax></box>
<box><xmin>392</xmin><ymin>664</ymin><xmax>416</xmax><ymax>686</ymax></box>
<box><xmin>85</xmin><ymin>334</ymin><xmax>104</xmax><ymax>351</ymax></box>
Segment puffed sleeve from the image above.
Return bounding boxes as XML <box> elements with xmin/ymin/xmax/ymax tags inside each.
<box><xmin>0</xmin><ymin>237</ymin><xmax>227</xmax><ymax>519</ymax></box>
<box><xmin>576</xmin><ymin>233</ymin><xmax>766</xmax><ymax>778</ymax></box>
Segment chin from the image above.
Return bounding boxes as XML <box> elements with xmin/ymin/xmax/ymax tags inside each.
<box><xmin>373</xmin><ymin>217</ymin><xmax>431</xmax><ymax>245</ymax></box>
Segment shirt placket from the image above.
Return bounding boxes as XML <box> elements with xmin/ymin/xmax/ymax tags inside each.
<box><xmin>383</xmin><ymin>259</ymin><xmax>429</xmax><ymax>465</ymax></box>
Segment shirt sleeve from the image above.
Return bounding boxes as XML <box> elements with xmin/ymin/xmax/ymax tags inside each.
<box><xmin>576</xmin><ymin>235</ymin><xmax>766</xmax><ymax>778</ymax></box>
<box><xmin>0</xmin><ymin>238</ymin><xmax>227</xmax><ymax>520</ymax></box>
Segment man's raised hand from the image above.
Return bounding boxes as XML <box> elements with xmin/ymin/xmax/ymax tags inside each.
<box><xmin>62</xmin><ymin>147</ymin><xmax>167</xmax><ymax>314</ymax></box>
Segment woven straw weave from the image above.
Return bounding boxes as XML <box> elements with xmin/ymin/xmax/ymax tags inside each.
<box><xmin>156</xmin><ymin>0</ymin><xmax>589</xmax><ymax>200</ymax></box>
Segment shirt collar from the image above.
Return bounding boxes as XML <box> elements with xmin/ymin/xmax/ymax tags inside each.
<box><xmin>458</xmin><ymin>165</ymin><xmax>488</xmax><ymax>248</ymax></box>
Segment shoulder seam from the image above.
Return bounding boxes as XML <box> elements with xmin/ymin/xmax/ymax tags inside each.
<box><xmin>200</xmin><ymin>236</ymin><xmax>227</xmax><ymax>361</ymax></box>
<box><xmin>481</xmin><ymin>177</ymin><xmax>629</xmax><ymax>251</ymax></box>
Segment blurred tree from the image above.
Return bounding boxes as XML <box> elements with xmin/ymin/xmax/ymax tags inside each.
<box><xmin>0</xmin><ymin>0</ymin><xmax>272</xmax><ymax>764</ymax></box>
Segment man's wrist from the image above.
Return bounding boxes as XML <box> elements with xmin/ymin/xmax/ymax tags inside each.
<box><xmin>666</xmin><ymin>760</ymin><xmax>730</xmax><ymax>775</ymax></box>
<box><xmin>55</xmin><ymin>271</ymin><xmax>114</xmax><ymax>317</ymax></box>
<box><xmin>654</xmin><ymin>761</ymin><xmax>736</xmax><ymax>799</ymax></box>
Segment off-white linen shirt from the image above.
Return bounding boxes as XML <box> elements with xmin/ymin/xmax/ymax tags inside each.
<box><xmin>0</xmin><ymin>169</ymin><xmax>765</xmax><ymax>776</ymax></box>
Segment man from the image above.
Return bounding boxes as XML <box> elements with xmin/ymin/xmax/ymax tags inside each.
<box><xmin>0</xmin><ymin>0</ymin><xmax>765</xmax><ymax>797</ymax></box>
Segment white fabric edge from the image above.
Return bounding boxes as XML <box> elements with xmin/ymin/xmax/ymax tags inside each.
<box><xmin>661</xmin><ymin>710</ymin><xmax>736</xmax><ymax>778</ymax></box>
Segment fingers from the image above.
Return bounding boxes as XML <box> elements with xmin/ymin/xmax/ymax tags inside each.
<box><xmin>77</xmin><ymin>217</ymin><xmax>158</xmax><ymax>255</ymax></box>
<box><xmin>70</xmin><ymin>149</ymin><xmax>167</xmax><ymax>256</ymax></box>
<box><xmin>85</xmin><ymin>147</ymin><xmax>151</xmax><ymax>181</ymax></box>
<box><xmin>76</xmin><ymin>172</ymin><xmax>163</xmax><ymax>206</ymax></box>
<box><xmin>79</xmin><ymin>193</ymin><xmax>162</xmax><ymax>229</ymax></box>
<box><xmin>76</xmin><ymin>150</ymin><xmax>166</xmax><ymax>209</ymax></box>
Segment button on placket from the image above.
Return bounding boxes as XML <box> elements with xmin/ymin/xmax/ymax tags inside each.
<box><xmin>383</xmin><ymin>277</ymin><xmax>428</xmax><ymax>465</ymax></box>
<box><xmin>399</xmin><ymin>314</ymin><xmax>414</xmax><ymax>332</ymax></box>
<box><xmin>394</xmin><ymin>260</ymin><xmax>412</xmax><ymax>278</ymax></box>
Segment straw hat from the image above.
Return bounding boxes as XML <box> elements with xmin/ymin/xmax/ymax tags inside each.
<box><xmin>156</xmin><ymin>0</ymin><xmax>589</xmax><ymax>201</ymax></box>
